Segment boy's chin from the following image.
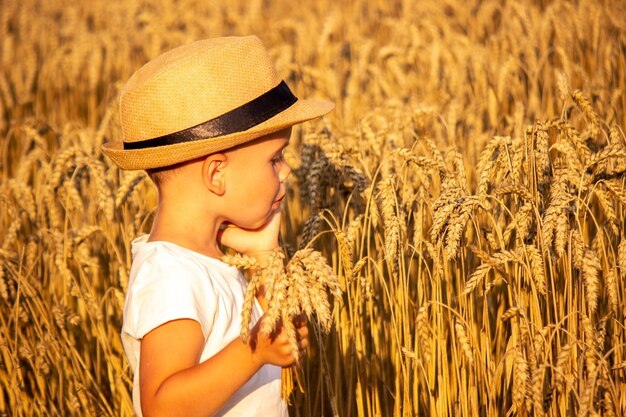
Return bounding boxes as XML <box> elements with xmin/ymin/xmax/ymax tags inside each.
<box><xmin>225</xmin><ymin>207</ymin><xmax>278</xmax><ymax>231</ymax></box>
<box><xmin>228</xmin><ymin>217</ymin><xmax>269</xmax><ymax>231</ymax></box>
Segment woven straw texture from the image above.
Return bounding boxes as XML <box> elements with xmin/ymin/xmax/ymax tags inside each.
<box><xmin>101</xmin><ymin>36</ymin><xmax>333</xmax><ymax>170</ymax></box>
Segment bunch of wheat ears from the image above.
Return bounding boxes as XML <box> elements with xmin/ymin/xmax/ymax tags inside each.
<box><xmin>222</xmin><ymin>248</ymin><xmax>342</xmax><ymax>399</ymax></box>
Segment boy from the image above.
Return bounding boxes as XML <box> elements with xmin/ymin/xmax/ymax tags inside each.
<box><xmin>101</xmin><ymin>36</ymin><xmax>334</xmax><ymax>417</ymax></box>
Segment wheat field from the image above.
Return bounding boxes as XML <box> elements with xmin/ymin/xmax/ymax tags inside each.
<box><xmin>1</xmin><ymin>0</ymin><xmax>625</xmax><ymax>416</ymax></box>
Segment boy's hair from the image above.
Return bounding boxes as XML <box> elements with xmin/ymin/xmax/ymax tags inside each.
<box><xmin>145</xmin><ymin>166</ymin><xmax>174</xmax><ymax>187</ymax></box>
<box><xmin>145</xmin><ymin>158</ymin><xmax>198</xmax><ymax>187</ymax></box>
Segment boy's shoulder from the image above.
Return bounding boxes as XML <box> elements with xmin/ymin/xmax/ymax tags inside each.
<box><xmin>123</xmin><ymin>236</ymin><xmax>246</xmax><ymax>334</ymax></box>
<box><xmin>129</xmin><ymin>235</ymin><xmax>240</xmax><ymax>285</ymax></box>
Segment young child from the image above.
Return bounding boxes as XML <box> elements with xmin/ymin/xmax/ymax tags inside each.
<box><xmin>101</xmin><ymin>36</ymin><xmax>334</xmax><ymax>417</ymax></box>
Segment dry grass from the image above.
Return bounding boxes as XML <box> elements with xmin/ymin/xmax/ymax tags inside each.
<box><xmin>1</xmin><ymin>0</ymin><xmax>626</xmax><ymax>416</ymax></box>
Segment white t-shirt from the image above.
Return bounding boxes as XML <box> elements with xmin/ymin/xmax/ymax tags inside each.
<box><xmin>121</xmin><ymin>235</ymin><xmax>287</xmax><ymax>417</ymax></box>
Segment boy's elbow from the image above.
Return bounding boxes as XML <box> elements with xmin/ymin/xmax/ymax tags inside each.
<box><xmin>141</xmin><ymin>404</ymin><xmax>180</xmax><ymax>417</ymax></box>
<box><xmin>140</xmin><ymin>399</ymin><xmax>161</xmax><ymax>417</ymax></box>
<box><xmin>141</xmin><ymin>393</ymin><xmax>217</xmax><ymax>417</ymax></box>
<box><xmin>140</xmin><ymin>393</ymin><xmax>174</xmax><ymax>417</ymax></box>
<box><xmin>140</xmin><ymin>378</ymin><xmax>179</xmax><ymax>417</ymax></box>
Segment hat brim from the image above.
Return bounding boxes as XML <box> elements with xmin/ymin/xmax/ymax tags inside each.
<box><xmin>101</xmin><ymin>98</ymin><xmax>334</xmax><ymax>170</ymax></box>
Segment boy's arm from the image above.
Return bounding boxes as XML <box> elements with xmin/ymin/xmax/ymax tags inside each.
<box><xmin>140</xmin><ymin>209</ymin><xmax>307</xmax><ymax>417</ymax></box>
<box><xmin>139</xmin><ymin>209</ymin><xmax>308</xmax><ymax>417</ymax></box>
<box><xmin>140</xmin><ymin>314</ymin><xmax>305</xmax><ymax>417</ymax></box>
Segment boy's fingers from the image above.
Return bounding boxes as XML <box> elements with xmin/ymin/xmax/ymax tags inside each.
<box><xmin>292</xmin><ymin>313</ymin><xmax>307</xmax><ymax>328</ymax></box>
<box><xmin>216</xmin><ymin>222</ymin><xmax>237</xmax><ymax>246</ymax></box>
<box><xmin>218</xmin><ymin>208</ymin><xmax>282</xmax><ymax>254</ymax></box>
<box><xmin>296</xmin><ymin>324</ymin><xmax>308</xmax><ymax>336</ymax></box>
<box><xmin>299</xmin><ymin>337</ymin><xmax>309</xmax><ymax>349</ymax></box>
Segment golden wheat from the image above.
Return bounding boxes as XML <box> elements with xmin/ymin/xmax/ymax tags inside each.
<box><xmin>2</xmin><ymin>0</ymin><xmax>626</xmax><ymax>416</ymax></box>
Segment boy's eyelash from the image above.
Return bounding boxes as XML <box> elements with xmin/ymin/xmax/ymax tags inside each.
<box><xmin>272</xmin><ymin>151</ymin><xmax>285</xmax><ymax>163</ymax></box>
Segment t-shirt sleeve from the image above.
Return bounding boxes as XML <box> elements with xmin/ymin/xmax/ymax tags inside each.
<box><xmin>123</xmin><ymin>248</ymin><xmax>218</xmax><ymax>340</ymax></box>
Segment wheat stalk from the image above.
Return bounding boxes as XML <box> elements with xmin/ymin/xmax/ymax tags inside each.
<box><xmin>571</xmin><ymin>89</ymin><xmax>600</xmax><ymax>138</ymax></box>
<box><xmin>513</xmin><ymin>346</ymin><xmax>529</xmax><ymax>412</ymax></box>
<box><xmin>377</xmin><ymin>176</ymin><xmax>401</xmax><ymax>267</ymax></box>
<box><xmin>582</xmin><ymin>248</ymin><xmax>601</xmax><ymax>314</ymax></box>
<box><xmin>531</xmin><ymin>364</ymin><xmax>545</xmax><ymax>417</ymax></box>
<box><xmin>454</xmin><ymin>318</ymin><xmax>474</xmax><ymax>366</ymax></box>
<box><xmin>524</xmin><ymin>244</ymin><xmax>547</xmax><ymax>295</ymax></box>
<box><xmin>416</xmin><ymin>304</ymin><xmax>431</xmax><ymax>363</ymax></box>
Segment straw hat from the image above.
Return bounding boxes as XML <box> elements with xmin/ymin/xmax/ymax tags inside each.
<box><xmin>101</xmin><ymin>36</ymin><xmax>334</xmax><ymax>170</ymax></box>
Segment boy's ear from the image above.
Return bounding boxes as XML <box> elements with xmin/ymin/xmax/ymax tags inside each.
<box><xmin>202</xmin><ymin>153</ymin><xmax>227</xmax><ymax>195</ymax></box>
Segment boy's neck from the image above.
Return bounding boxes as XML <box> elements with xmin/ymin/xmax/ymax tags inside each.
<box><xmin>148</xmin><ymin>199</ymin><xmax>224</xmax><ymax>259</ymax></box>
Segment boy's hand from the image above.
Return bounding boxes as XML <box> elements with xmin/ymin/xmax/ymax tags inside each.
<box><xmin>249</xmin><ymin>314</ymin><xmax>309</xmax><ymax>368</ymax></box>
<box><xmin>219</xmin><ymin>208</ymin><xmax>282</xmax><ymax>256</ymax></box>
